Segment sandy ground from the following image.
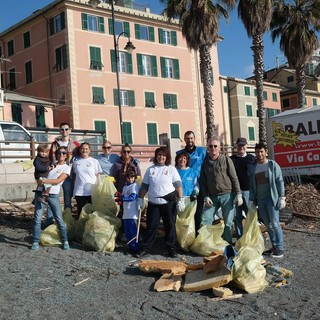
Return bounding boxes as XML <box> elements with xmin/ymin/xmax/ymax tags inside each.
<box><xmin>1</xmin><ymin>208</ymin><xmax>320</xmax><ymax>320</ymax></box>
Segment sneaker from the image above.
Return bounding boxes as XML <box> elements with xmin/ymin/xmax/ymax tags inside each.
<box><xmin>168</xmin><ymin>247</ymin><xmax>177</xmax><ymax>258</ymax></box>
<box><xmin>263</xmin><ymin>248</ymin><xmax>274</xmax><ymax>256</ymax></box>
<box><xmin>62</xmin><ymin>241</ymin><xmax>70</xmax><ymax>250</ymax></box>
<box><xmin>31</xmin><ymin>242</ymin><xmax>39</xmax><ymax>251</ymax></box>
<box><xmin>271</xmin><ymin>248</ymin><xmax>284</xmax><ymax>258</ymax></box>
<box><xmin>136</xmin><ymin>250</ymin><xmax>149</xmax><ymax>258</ymax></box>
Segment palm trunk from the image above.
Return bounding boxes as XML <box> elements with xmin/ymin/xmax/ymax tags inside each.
<box><xmin>296</xmin><ymin>65</ymin><xmax>306</xmax><ymax>108</ymax></box>
<box><xmin>252</xmin><ymin>34</ymin><xmax>267</xmax><ymax>145</ymax></box>
<box><xmin>199</xmin><ymin>44</ymin><xmax>215</xmax><ymax>140</ymax></box>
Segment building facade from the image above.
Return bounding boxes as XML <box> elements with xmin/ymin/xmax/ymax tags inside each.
<box><xmin>0</xmin><ymin>0</ymin><xmax>224</xmax><ymax>146</ymax></box>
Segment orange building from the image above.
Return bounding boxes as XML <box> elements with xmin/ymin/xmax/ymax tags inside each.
<box><xmin>0</xmin><ymin>0</ymin><xmax>224</xmax><ymax>146</ymax></box>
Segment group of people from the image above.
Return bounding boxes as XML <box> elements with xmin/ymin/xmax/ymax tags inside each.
<box><xmin>31</xmin><ymin>126</ymin><xmax>286</xmax><ymax>260</ymax></box>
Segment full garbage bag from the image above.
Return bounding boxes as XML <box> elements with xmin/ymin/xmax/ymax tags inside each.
<box><xmin>74</xmin><ymin>203</ymin><xmax>93</xmax><ymax>243</ymax></box>
<box><xmin>82</xmin><ymin>212</ymin><xmax>117</xmax><ymax>252</ymax></box>
<box><xmin>91</xmin><ymin>175</ymin><xmax>119</xmax><ymax>215</ymax></box>
<box><xmin>190</xmin><ymin>222</ymin><xmax>229</xmax><ymax>256</ymax></box>
<box><xmin>235</xmin><ymin>205</ymin><xmax>265</xmax><ymax>255</ymax></box>
<box><xmin>231</xmin><ymin>246</ymin><xmax>268</xmax><ymax>294</ymax></box>
<box><xmin>176</xmin><ymin>197</ymin><xmax>196</xmax><ymax>251</ymax></box>
<box><xmin>40</xmin><ymin>224</ymin><xmax>62</xmax><ymax>247</ymax></box>
<box><xmin>63</xmin><ymin>208</ymin><xmax>76</xmax><ymax>240</ymax></box>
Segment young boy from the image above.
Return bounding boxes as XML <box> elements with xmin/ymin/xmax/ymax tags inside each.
<box><xmin>121</xmin><ymin>170</ymin><xmax>140</xmax><ymax>255</ymax></box>
<box><xmin>33</xmin><ymin>144</ymin><xmax>54</xmax><ymax>203</ymax></box>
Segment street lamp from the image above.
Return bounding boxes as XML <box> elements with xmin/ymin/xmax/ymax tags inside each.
<box><xmin>89</xmin><ymin>0</ymin><xmax>135</xmax><ymax>144</ymax></box>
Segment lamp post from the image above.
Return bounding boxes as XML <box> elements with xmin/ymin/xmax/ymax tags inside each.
<box><xmin>89</xmin><ymin>0</ymin><xmax>135</xmax><ymax>144</ymax></box>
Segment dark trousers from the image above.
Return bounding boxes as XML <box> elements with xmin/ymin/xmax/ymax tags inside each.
<box><xmin>142</xmin><ymin>202</ymin><xmax>176</xmax><ymax>252</ymax></box>
<box><xmin>75</xmin><ymin>195</ymin><xmax>92</xmax><ymax>217</ymax></box>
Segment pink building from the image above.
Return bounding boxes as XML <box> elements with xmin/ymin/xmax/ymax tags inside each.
<box><xmin>0</xmin><ymin>0</ymin><xmax>224</xmax><ymax>146</ymax></box>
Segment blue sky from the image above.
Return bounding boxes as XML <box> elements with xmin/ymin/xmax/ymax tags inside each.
<box><xmin>0</xmin><ymin>0</ymin><xmax>285</xmax><ymax>79</ymax></box>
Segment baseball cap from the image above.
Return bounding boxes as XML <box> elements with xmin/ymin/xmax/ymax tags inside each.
<box><xmin>236</xmin><ymin>137</ymin><xmax>247</xmax><ymax>145</ymax></box>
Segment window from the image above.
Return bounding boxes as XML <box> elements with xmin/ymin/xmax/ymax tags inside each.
<box><xmin>287</xmin><ymin>75</ymin><xmax>294</xmax><ymax>83</ymax></box>
<box><xmin>11</xmin><ymin>103</ymin><xmax>22</xmax><ymax>124</ymax></box>
<box><xmin>170</xmin><ymin>124</ymin><xmax>180</xmax><ymax>139</ymax></box>
<box><xmin>110</xmin><ymin>50</ymin><xmax>133</xmax><ymax>74</ymax></box>
<box><xmin>9</xmin><ymin>68</ymin><xmax>16</xmax><ymax>90</ymax></box>
<box><xmin>134</xmin><ymin>24</ymin><xmax>155</xmax><ymax>41</ymax></box>
<box><xmin>244</xmin><ymin>86</ymin><xmax>250</xmax><ymax>96</ymax></box>
<box><xmin>267</xmin><ymin>109</ymin><xmax>278</xmax><ymax>118</ymax></box>
<box><xmin>254</xmin><ymin>89</ymin><xmax>257</xmax><ymax>96</ymax></box>
<box><xmin>163</xmin><ymin>93</ymin><xmax>178</xmax><ymax>109</ymax></box>
<box><xmin>137</xmin><ymin>54</ymin><xmax>157</xmax><ymax>76</ymax></box>
<box><xmin>308</xmin><ymin>63</ymin><xmax>315</xmax><ymax>76</ymax></box>
<box><xmin>36</xmin><ymin>106</ymin><xmax>45</xmax><ymax>128</ymax></box>
<box><xmin>160</xmin><ymin>57</ymin><xmax>180</xmax><ymax>79</ymax></box>
<box><xmin>145</xmin><ymin>92</ymin><xmax>156</xmax><ymax>108</ymax></box>
<box><xmin>49</xmin><ymin>12</ymin><xmax>65</xmax><ymax>35</ymax></box>
<box><xmin>158</xmin><ymin>29</ymin><xmax>177</xmax><ymax>46</ymax></box>
<box><xmin>263</xmin><ymin>91</ymin><xmax>268</xmax><ymax>100</ymax></box>
<box><xmin>7</xmin><ymin>40</ymin><xmax>14</xmax><ymax>56</ymax></box>
<box><xmin>272</xmin><ymin>92</ymin><xmax>277</xmax><ymax>102</ymax></box>
<box><xmin>82</xmin><ymin>13</ymin><xmax>105</xmax><ymax>33</ymax></box>
<box><xmin>23</xmin><ymin>31</ymin><xmax>31</xmax><ymax>48</ymax></box>
<box><xmin>25</xmin><ymin>61</ymin><xmax>32</xmax><ymax>84</ymax></box>
<box><xmin>90</xmin><ymin>47</ymin><xmax>103</xmax><ymax>70</ymax></box>
<box><xmin>55</xmin><ymin>44</ymin><xmax>68</xmax><ymax>72</ymax></box>
<box><xmin>92</xmin><ymin>87</ymin><xmax>105</xmax><ymax>104</ymax></box>
<box><xmin>248</xmin><ymin>127</ymin><xmax>255</xmax><ymax>141</ymax></box>
<box><xmin>94</xmin><ymin>121</ymin><xmax>106</xmax><ymax>137</ymax></box>
<box><xmin>223</xmin><ymin>86</ymin><xmax>228</xmax><ymax>93</ymax></box>
<box><xmin>246</xmin><ymin>104</ymin><xmax>253</xmax><ymax>117</ymax></box>
<box><xmin>147</xmin><ymin>123</ymin><xmax>158</xmax><ymax>145</ymax></box>
<box><xmin>113</xmin><ymin>89</ymin><xmax>135</xmax><ymax>106</ymax></box>
<box><xmin>57</xmin><ymin>86</ymin><xmax>66</xmax><ymax>106</ymax></box>
<box><xmin>283</xmin><ymin>98</ymin><xmax>290</xmax><ymax>108</ymax></box>
<box><xmin>312</xmin><ymin>98</ymin><xmax>317</xmax><ymax>106</ymax></box>
<box><xmin>108</xmin><ymin>19</ymin><xmax>130</xmax><ymax>37</ymax></box>
<box><xmin>123</xmin><ymin>122</ymin><xmax>133</xmax><ymax>144</ymax></box>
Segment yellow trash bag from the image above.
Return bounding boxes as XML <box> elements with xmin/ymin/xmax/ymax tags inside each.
<box><xmin>82</xmin><ymin>212</ymin><xmax>117</xmax><ymax>252</ymax></box>
<box><xmin>97</xmin><ymin>207</ymin><xmax>121</xmax><ymax>231</ymax></box>
<box><xmin>231</xmin><ymin>246</ymin><xmax>268</xmax><ymax>294</ymax></box>
<box><xmin>190</xmin><ymin>222</ymin><xmax>229</xmax><ymax>256</ymax></box>
<box><xmin>40</xmin><ymin>224</ymin><xmax>62</xmax><ymax>247</ymax></box>
<box><xmin>176</xmin><ymin>198</ymin><xmax>196</xmax><ymax>252</ymax></box>
<box><xmin>63</xmin><ymin>208</ymin><xmax>76</xmax><ymax>241</ymax></box>
<box><xmin>92</xmin><ymin>175</ymin><xmax>119</xmax><ymax>216</ymax></box>
<box><xmin>235</xmin><ymin>205</ymin><xmax>265</xmax><ymax>255</ymax></box>
<box><xmin>74</xmin><ymin>203</ymin><xmax>94</xmax><ymax>243</ymax></box>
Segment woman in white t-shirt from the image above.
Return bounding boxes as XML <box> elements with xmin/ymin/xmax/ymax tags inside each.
<box><xmin>31</xmin><ymin>146</ymin><xmax>71</xmax><ymax>251</ymax></box>
<box><xmin>72</xmin><ymin>142</ymin><xmax>102</xmax><ymax>217</ymax></box>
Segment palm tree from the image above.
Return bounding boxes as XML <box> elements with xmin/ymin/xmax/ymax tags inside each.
<box><xmin>271</xmin><ymin>0</ymin><xmax>320</xmax><ymax>108</ymax></box>
<box><xmin>160</xmin><ymin>0</ymin><xmax>236</xmax><ymax>140</ymax></box>
<box><xmin>238</xmin><ymin>0</ymin><xmax>274</xmax><ymax>145</ymax></box>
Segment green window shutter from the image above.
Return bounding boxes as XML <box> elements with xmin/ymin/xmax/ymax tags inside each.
<box><xmin>145</xmin><ymin>92</ymin><xmax>155</xmax><ymax>108</ymax></box>
<box><xmin>313</xmin><ymin>98</ymin><xmax>317</xmax><ymax>106</ymax></box>
<box><xmin>244</xmin><ymin>86</ymin><xmax>250</xmax><ymax>96</ymax></box>
<box><xmin>123</xmin><ymin>122</ymin><xmax>133</xmax><ymax>144</ymax></box>
<box><xmin>147</xmin><ymin>123</ymin><xmax>158</xmax><ymax>144</ymax></box>
<box><xmin>11</xmin><ymin>103</ymin><xmax>22</xmax><ymax>124</ymax></box>
<box><xmin>82</xmin><ymin>13</ymin><xmax>88</xmax><ymax>30</ymax></box>
<box><xmin>110</xmin><ymin>49</ymin><xmax>116</xmax><ymax>72</ymax></box>
<box><xmin>36</xmin><ymin>106</ymin><xmax>45</xmax><ymax>128</ymax></box>
<box><xmin>173</xmin><ymin>59</ymin><xmax>180</xmax><ymax>79</ymax></box>
<box><xmin>149</xmin><ymin>27</ymin><xmax>155</xmax><ymax>42</ymax></box>
<box><xmin>49</xmin><ymin>18</ymin><xmax>54</xmax><ymax>35</ymax></box>
<box><xmin>124</xmin><ymin>22</ymin><xmax>130</xmax><ymax>37</ymax></box>
<box><xmin>160</xmin><ymin>57</ymin><xmax>165</xmax><ymax>78</ymax></box>
<box><xmin>163</xmin><ymin>93</ymin><xmax>170</xmax><ymax>108</ymax></box>
<box><xmin>159</xmin><ymin>28</ymin><xmax>164</xmax><ymax>44</ymax></box>
<box><xmin>171</xmin><ymin>31</ymin><xmax>177</xmax><ymax>46</ymax></box>
<box><xmin>223</xmin><ymin>86</ymin><xmax>228</xmax><ymax>93</ymax></box>
<box><xmin>151</xmin><ymin>55</ymin><xmax>157</xmax><ymax>77</ymax></box>
<box><xmin>172</xmin><ymin>94</ymin><xmax>177</xmax><ymax>109</ymax></box>
<box><xmin>272</xmin><ymin>92</ymin><xmax>277</xmax><ymax>101</ymax></box>
<box><xmin>248</xmin><ymin>127</ymin><xmax>255</xmax><ymax>141</ymax></box>
<box><xmin>135</xmin><ymin>24</ymin><xmax>140</xmax><ymax>39</ymax></box>
<box><xmin>170</xmin><ymin>124</ymin><xmax>179</xmax><ymax>138</ymax></box>
<box><xmin>246</xmin><ymin>105</ymin><xmax>253</xmax><ymax>117</ymax></box>
<box><xmin>98</xmin><ymin>16</ymin><xmax>105</xmax><ymax>33</ymax></box>
<box><xmin>137</xmin><ymin>54</ymin><xmax>143</xmax><ymax>75</ymax></box>
<box><xmin>92</xmin><ymin>87</ymin><xmax>105</xmax><ymax>104</ymax></box>
<box><xmin>61</xmin><ymin>12</ymin><xmax>65</xmax><ymax>30</ymax></box>
<box><xmin>127</xmin><ymin>53</ymin><xmax>133</xmax><ymax>74</ymax></box>
<box><xmin>254</xmin><ymin>89</ymin><xmax>257</xmax><ymax>96</ymax></box>
<box><xmin>128</xmin><ymin>90</ymin><xmax>135</xmax><ymax>106</ymax></box>
<box><xmin>108</xmin><ymin>18</ymin><xmax>114</xmax><ymax>34</ymax></box>
<box><xmin>113</xmin><ymin>89</ymin><xmax>119</xmax><ymax>106</ymax></box>
<box><xmin>263</xmin><ymin>91</ymin><xmax>268</xmax><ymax>100</ymax></box>
<box><xmin>94</xmin><ymin>121</ymin><xmax>106</xmax><ymax>136</ymax></box>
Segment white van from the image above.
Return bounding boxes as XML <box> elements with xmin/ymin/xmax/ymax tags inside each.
<box><xmin>0</xmin><ymin>121</ymin><xmax>33</xmax><ymax>163</ymax></box>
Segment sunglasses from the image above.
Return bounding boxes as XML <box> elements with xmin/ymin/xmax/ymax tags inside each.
<box><xmin>102</xmin><ymin>146</ymin><xmax>112</xmax><ymax>150</ymax></box>
<box><xmin>123</xmin><ymin>150</ymin><xmax>131</xmax><ymax>153</ymax></box>
<box><xmin>60</xmin><ymin>128</ymin><xmax>69</xmax><ymax>131</ymax></box>
<box><xmin>208</xmin><ymin>145</ymin><xmax>219</xmax><ymax>149</ymax></box>
<box><xmin>57</xmin><ymin>151</ymin><xmax>67</xmax><ymax>155</ymax></box>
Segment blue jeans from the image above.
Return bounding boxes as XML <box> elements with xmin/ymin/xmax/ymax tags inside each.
<box><xmin>33</xmin><ymin>192</ymin><xmax>68</xmax><ymax>243</ymax></box>
<box><xmin>200</xmin><ymin>193</ymin><xmax>235</xmax><ymax>244</ymax></box>
<box><xmin>234</xmin><ymin>190</ymin><xmax>250</xmax><ymax>239</ymax></box>
<box><xmin>257</xmin><ymin>197</ymin><xmax>283</xmax><ymax>251</ymax></box>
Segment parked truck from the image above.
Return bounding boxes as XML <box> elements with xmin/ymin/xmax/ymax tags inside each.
<box><xmin>267</xmin><ymin>106</ymin><xmax>320</xmax><ymax>176</ymax></box>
